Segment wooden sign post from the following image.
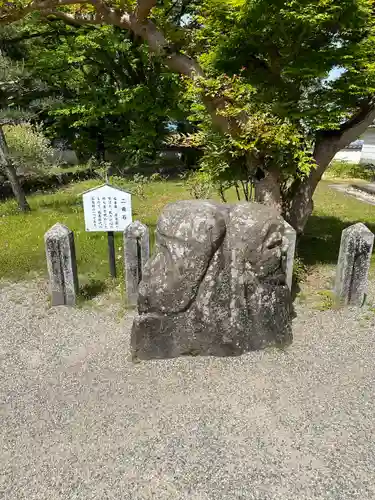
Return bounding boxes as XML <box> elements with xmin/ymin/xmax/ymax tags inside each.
<box><xmin>82</xmin><ymin>184</ymin><xmax>132</xmax><ymax>278</ymax></box>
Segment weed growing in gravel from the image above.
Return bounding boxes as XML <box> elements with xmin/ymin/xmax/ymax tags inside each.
<box><xmin>315</xmin><ymin>290</ymin><xmax>336</xmax><ymax>311</ymax></box>
<box><xmin>293</xmin><ymin>256</ymin><xmax>308</xmax><ymax>284</ymax></box>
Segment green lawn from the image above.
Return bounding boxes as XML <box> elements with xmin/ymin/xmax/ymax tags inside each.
<box><xmin>1</xmin><ymin>178</ymin><xmax>374</xmax><ymax>293</ymax></box>
<box><xmin>0</xmin><ymin>179</ymin><xmax>190</xmax><ymax>290</ymax></box>
<box><xmin>299</xmin><ymin>180</ymin><xmax>375</xmax><ymax>268</ymax></box>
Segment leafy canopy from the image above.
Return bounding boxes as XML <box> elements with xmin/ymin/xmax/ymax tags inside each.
<box><xmin>195</xmin><ymin>0</ymin><xmax>375</xmax><ymax>131</ymax></box>
<box><xmin>2</xmin><ymin>0</ymin><xmax>375</xmax><ymax>191</ymax></box>
<box><xmin>1</xmin><ymin>19</ymin><xmax>185</xmax><ymax>164</ymax></box>
<box><xmin>30</xmin><ymin>24</ymin><xmax>183</xmax><ymax>163</ymax></box>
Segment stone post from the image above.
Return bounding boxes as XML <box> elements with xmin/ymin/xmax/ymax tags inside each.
<box><xmin>334</xmin><ymin>222</ymin><xmax>374</xmax><ymax>306</ymax></box>
<box><xmin>45</xmin><ymin>223</ymin><xmax>79</xmax><ymax>306</ymax></box>
<box><xmin>124</xmin><ymin>221</ymin><xmax>150</xmax><ymax>306</ymax></box>
<box><xmin>283</xmin><ymin>221</ymin><xmax>297</xmax><ymax>291</ymax></box>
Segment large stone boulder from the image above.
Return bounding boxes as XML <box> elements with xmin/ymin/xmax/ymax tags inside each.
<box><xmin>131</xmin><ymin>200</ymin><xmax>293</xmax><ymax>360</ymax></box>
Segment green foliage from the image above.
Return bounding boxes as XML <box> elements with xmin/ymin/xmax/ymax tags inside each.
<box><xmin>175</xmin><ymin>0</ymin><xmax>375</xmax><ymax>200</ymax></box>
<box><xmin>110</xmin><ymin>172</ymin><xmax>167</xmax><ymax>200</ymax></box>
<box><xmin>326</xmin><ymin>161</ymin><xmax>375</xmax><ymax>181</ymax></box>
<box><xmin>0</xmin><ymin>30</ymin><xmax>53</xmax><ymax>121</ymax></box>
<box><xmin>129</xmin><ymin>174</ymin><xmax>150</xmax><ymax>199</ymax></box>
<box><xmin>21</xmin><ymin>23</ymin><xmax>185</xmax><ymax>165</ymax></box>
<box><xmin>196</xmin><ymin>0</ymin><xmax>375</xmax><ymax>131</ymax></box>
<box><xmin>315</xmin><ymin>290</ymin><xmax>336</xmax><ymax>311</ymax></box>
<box><xmin>3</xmin><ymin>0</ymin><xmax>375</xmax><ymax>215</ymax></box>
<box><xmin>0</xmin><ymin>22</ymin><xmax>187</xmax><ymax>167</ymax></box>
<box><xmin>3</xmin><ymin>122</ymin><xmax>55</xmax><ymax>172</ymax></box>
<box><xmin>293</xmin><ymin>256</ymin><xmax>308</xmax><ymax>284</ymax></box>
<box><xmin>186</xmin><ymin>170</ymin><xmax>213</xmax><ymax>199</ymax></box>
<box><xmin>183</xmin><ymin>73</ymin><xmax>315</xmax><ymax>192</ymax></box>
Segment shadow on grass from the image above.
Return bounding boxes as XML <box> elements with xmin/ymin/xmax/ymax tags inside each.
<box><xmin>298</xmin><ymin>215</ymin><xmax>375</xmax><ymax>266</ymax></box>
<box><xmin>79</xmin><ymin>279</ymin><xmax>108</xmax><ymax>301</ymax></box>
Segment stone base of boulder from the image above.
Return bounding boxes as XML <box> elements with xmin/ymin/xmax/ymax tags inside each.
<box><xmin>131</xmin><ymin>200</ymin><xmax>293</xmax><ymax>360</ymax></box>
<box><xmin>132</xmin><ymin>290</ymin><xmax>292</xmax><ymax>360</ymax></box>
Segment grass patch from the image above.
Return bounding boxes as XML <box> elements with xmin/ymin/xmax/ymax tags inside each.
<box><xmin>325</xmin><ymin>161</ymin><xmax>375</xmax><ymax>181</ymax></box>
<box><xmin>299</xmin><ymin>180</ymin><xmax>375</xmax><ymax>269</ymax></box>
<box><xmin>0</xmin><ymin>179</ymin><xmax>190</xmax><ymax>287</ymax></box>
<box><xmin>1</xmin><ymin>177</ymin><xmax>375</xmax><ymax>299</ymax></box>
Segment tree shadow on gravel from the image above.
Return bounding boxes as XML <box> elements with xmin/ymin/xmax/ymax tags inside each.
<box><xmin>298</xmin><ymin>215</ymin><xmax>375</xmax><ymax>266</ymax></box>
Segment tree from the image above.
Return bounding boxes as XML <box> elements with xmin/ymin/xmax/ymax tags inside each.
<box><xmin>0</xmin><ymin>125</ymin><xmax>31</xmax><ymax>211</ymax></box>
<box><xmin>0</xmin><ymin>24</ymin><xmax>61</xmax><ymax>211</ymax></box>
<box><xmin>4</xmin><ymin>122</ymin><xmax>55</xmax><ymax>172</ymax></box>
<box><xmin>0</xmin><ymin>20</ymin><xmax>184</xmax><ymax>166</ymax></box>
<box><xmin>16</xmin><ymin>22</ymin><xmax>185</xmax><ymax>165</ymax></box>
<box><xmin>196</xmin><ymin>0</ymin><xmax>375</xmax><ymax>231</ymax></box>
<box><xmin>0</xmin><ymin>55</ymin><xmax>33</xmax><ymax>211</ymax></box>
<box><xmin>2</xmin><ymin>1</ymin><xmax>375</xmax><ymax>231</ymax></box>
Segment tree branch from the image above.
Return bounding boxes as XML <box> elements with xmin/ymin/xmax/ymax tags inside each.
<box><xmin>337</xmin><ymin>98</ymin><xmax>375</xmax><ymax>149</ymax></box>
<box><xmin>0</xmin><ymin>0</ymin><xmax>94</xmax><ymax>23</ymax></box>
<box><xmin>0</xmin><ymin>0</ymin><xmax>245</xmax><ymax>137</ymax></box>
<box><xmin>0</xmin><ymin>2</ymin><xmax>34</xmax><ymax>23</ymax></box>
<box><xmin>285</xmin><ymin>96</ymin><xmax>375</xmax><ymax>232</ymax></box>
<box><xmin>135</xmin><ymin>0</ymin><xmax>157</xmax><ymax>22</ymax></box>
<box><xmin>312</xmin><ymin>97</ymin><xmax>375</xmax><ymax>172</ymax></box>
<box><xmin>0</xmin><ymin>1</ymin><xmax>203</xmax><ymax>81</ymax></box>
<box><xmin>286</xmin><ymin>95</ymin><xmax>375</xmax><ymax>232</ymax></box>
<box><xmin>0</xmin><ymin>27</ymin><xmax>78</xmax><ymax>45</ymax></box>
<box><xmin>315</xmin><ymin>98</ymin><xmax>375</xmax><ymax>147</ymax></box>
<box><xmin>44</xmin><ymin>10</ymin><xmax>103</xmax><ymax>25</ymax></box>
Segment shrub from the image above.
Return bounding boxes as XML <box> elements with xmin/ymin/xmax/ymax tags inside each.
<box><xmin>293</xmin><ymin>256</ymin><xmax>308</xmax><ymax>284</ymax></box>
<box><xmin>0</xmin><ymin>163</ymin><xmax>100</xmax><ymax>200</ymax></box>
<box><xmin>326</xmin><ymin>160</ymin><xmax>375</xmax><ymax>180</ymax></box>
<box><xmin>110</xmin><ymin>173</ymin><xmax>150</xmax><ymax>199</ymax></box>
<box><xmin>131</xmin><ymin>173</ymin><xmax>150</xmax><ymax>199</ymax></box>
<box><xmin>3</xmin><ymin>123</ymin><xmax>55</xmax><ymax>173</ymax></box>
<box><xmin>186</xmin><ymin>171</ymin><xmax>213</xmax><ymax>199</ymax></box>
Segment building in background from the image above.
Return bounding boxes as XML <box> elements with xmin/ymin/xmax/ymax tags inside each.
<box><xmin>333</xmin><ymin>125</ymin><xmax>375</xmax><ymax>164</ymax></box>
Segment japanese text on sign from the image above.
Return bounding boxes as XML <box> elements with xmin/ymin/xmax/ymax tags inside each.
<box><xmin>83</xmin><ymin>185</ymin><xmax>132</xmax><ymax>232</ymax></box>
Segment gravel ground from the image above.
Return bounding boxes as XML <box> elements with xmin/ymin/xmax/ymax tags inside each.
<box><xmin>1</xmin><ymin>280</ymin><xmax>375</xmax><ymax>500</ymax></box>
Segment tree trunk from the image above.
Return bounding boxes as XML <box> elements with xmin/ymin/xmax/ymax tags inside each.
<box><xmin>284</xmin><ymin>137</ymin><xmax>340</xmax><ymax>233</ymax></box>
<box><xmin>3</xmin><ymin>162</ymin><xmax>31</xmax><ymax>212</ymax></box>
<box><xmin>0</xmin><ymin>127</ymin><xmax>31</xmax><ymax>212</ymax></box>
<box><xmin>254</xmin><ymin>168</ymin><xmax>282</xmax><ymax>211</ymax></box>
<box><xmin>284</xmin><ymin>98</ymin><xmax>375</xmax><ymax>233</ymax></box>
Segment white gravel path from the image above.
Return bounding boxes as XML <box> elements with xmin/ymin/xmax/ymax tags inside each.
<box><xmin>1</xmin><ymin>280</ymin><xmax>375</xmax><ymax>500</ymax></box>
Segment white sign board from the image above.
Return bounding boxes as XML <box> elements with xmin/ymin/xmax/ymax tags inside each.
<box><xmin>82</xmin><ymin>184</ymin><xmax>132</xmax><ymax>232</ymax></box>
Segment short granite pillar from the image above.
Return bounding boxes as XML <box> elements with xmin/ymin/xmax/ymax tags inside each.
<box><xmin>283</xmin><ymin>221</ymin><xmax>297</xmax><ymax>290</ymax></box>
<box><xmin>124</xmin><ymin>221</ymin><xmax>150</xmax><ymax>306</ymax></box>
<box><xmin>45</xmin><ymin>223</ymin><xmax>79</xmax><ymax>306</ymax></box>
<box><xmin>334</xmin><ymin>222</ymin><xmax>374</xmax><ymax>306</ymax></box>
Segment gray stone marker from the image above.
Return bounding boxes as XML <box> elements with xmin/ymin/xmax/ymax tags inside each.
<box><xmin>283</xmin><ymin>221</ymin><xmax>296</xmax><ymax>291</ymax></box>
<box><xmin>131</xmin><ymin>200</ymin><xmax>293</xmax><ymax>360</ymax></box>
<box><xmin>124</xmin><ymin>221</ymin><xmax>150</xmax><ymax>306</ymax></box>
<box><xmin>45</xmin><ymin>223</ymin><xmax>79</xmax><ymax>306</ymax></box>
<box><xmin>334</xmin><ymin>222</ymin><xmax>374</xmax><ymax>306</ymax></box>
